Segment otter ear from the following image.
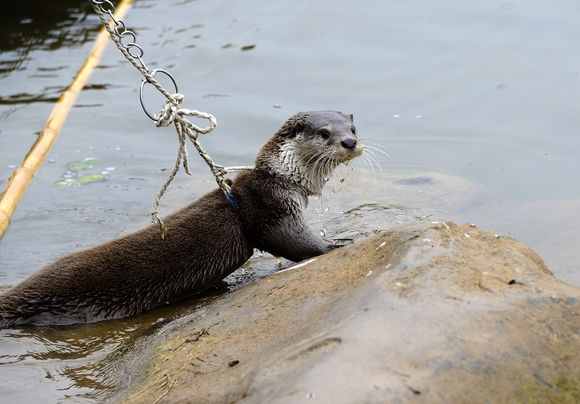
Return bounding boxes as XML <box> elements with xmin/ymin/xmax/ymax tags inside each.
<box><xmin>349</xmin><ymin>113</ymin><xmax>354</xmax><ymax>122</ymax></box>
<box><xmin>277</xmin><ymin>112</ymin><xmax>308</xmax><ymax>139</ymax></box>
<box><xmin>290</xmin><ymin>114</ymin><xmax>307</xmax><ymax>137</ymax></box>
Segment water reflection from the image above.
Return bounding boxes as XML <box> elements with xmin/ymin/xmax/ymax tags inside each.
<box><xmin>1</xmin><ymin>0</ymin><xmax>101</xmax><ymax>77</ymax></box>
<box><xmin>1</xmin><ymin>323</ymin><xmax>131</xmax><ymax>399</ymax></box>
<box><xmin>0</xmin><ymin>294</ymin><xmax>212</xmax><ymax>402</ymax></box>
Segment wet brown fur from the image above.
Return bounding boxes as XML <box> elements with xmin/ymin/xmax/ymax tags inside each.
<box><xmin>0</xmin><ymin>111</ymin><xmax>362</xmax><ymax>327</ymax></box>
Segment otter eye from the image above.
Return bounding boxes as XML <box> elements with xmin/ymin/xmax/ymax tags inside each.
<box><xmin>319</xmin><ymin>129</ymin><xmax>331</xmax><ymax>140</ymax></box>
<box><xmin>351</xmin><ymin>126</ymin><xmax>356</xmax><ymax>135</ymax></box>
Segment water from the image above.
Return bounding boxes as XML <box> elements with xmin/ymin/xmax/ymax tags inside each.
<box><xmin>1</xmin><ymin>0</ymin><xmax>579</xmax><ymax>401</ymax></box>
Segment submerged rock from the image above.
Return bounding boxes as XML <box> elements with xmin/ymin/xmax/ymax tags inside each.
<box><xmin>117</xmin><ymin>222</ymin><xmax>580</xmax><ymax>403</ymax></box>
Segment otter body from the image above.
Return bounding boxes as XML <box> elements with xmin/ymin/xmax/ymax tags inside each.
<box><xmin>0</xmin><ymin>111</ymin><xmax>363</xmax><ymax>327</ymax></box>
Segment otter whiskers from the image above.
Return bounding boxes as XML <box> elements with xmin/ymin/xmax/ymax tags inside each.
<box><xmin>355</xmin><ymin>143</ymin><xmax>392</xmax><ymax>174</ymax></box>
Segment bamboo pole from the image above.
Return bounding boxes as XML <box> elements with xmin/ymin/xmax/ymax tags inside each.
<box><xmin>0</xmin><ymin>0</ymin><xmax>135</xmax><ymax>239</ymax></box>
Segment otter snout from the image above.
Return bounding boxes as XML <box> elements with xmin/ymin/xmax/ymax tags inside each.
<box><xmin>341</xmin><ymin>138</ymin><xmax>357</xmax><ymax>150</ymax></box>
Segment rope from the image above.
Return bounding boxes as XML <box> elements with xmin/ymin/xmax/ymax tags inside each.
<box><xmin>89</xmin><ymin>1</ymin><xmax>253</xmax><ymax>238</ymax></box>
<box><xmin>152</xmin><ymin>94</ymin><xmax>230</xmax><ymax>237</ymax></box>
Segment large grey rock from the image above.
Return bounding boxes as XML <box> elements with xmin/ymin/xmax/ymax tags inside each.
<box><xmin>117</xmin><ymin>222</ymin><xmax>580</xmax><ymax>403</ymax></box>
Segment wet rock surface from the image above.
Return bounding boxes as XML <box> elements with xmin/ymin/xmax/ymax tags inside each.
<box><xmin>116</xmin><ymin>222</ymin><xmax>580</xmax><ymax>403</ymax></box>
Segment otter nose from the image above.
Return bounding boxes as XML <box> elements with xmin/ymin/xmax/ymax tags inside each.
<box><xmin>341</xmin><ymin>138</ymin><xmax>357</xmax><ymax>150</ymax></box>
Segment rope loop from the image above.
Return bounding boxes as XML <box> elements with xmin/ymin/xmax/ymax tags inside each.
<box><xmin>155</xmin><ymin>93</ymin><xmax>217</xmax><ymax>135</ymax></box>
<box><xmin>177</xmin><ymin>108</ymin><xmax>218</xmax><ymax>134</ymax></box>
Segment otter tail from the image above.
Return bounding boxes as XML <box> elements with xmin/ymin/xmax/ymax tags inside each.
<box><xmin>0</xmin><ymin>299</ymin><xmax>23</xmax><ymax>329</ymax></box>
<box><xmin>0</xmin><ymin>290</ymin><xmax>53</xmax><ymax>328</ymax></box>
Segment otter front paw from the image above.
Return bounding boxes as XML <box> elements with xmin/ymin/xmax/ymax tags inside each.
<box><xmin>324</xmin><ymin>238</ymin><xmax>353</xmax><ymax>253</ymax></box>
<box><xmin>326</xmin><ymin>243</ymin><xmax>341</xmax><ymax>252</ymax></box>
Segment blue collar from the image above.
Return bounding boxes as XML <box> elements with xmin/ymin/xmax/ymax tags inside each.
<box><xmin>224</xmin><ymin>191</ymin><xmax>238</xmax><ymax>213</ymax></box>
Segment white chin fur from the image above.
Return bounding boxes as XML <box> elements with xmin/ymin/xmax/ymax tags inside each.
<box><xmin>275</xmin><ymin>141</ymin><xmax>340</xmax><ymax>195</ymax></box>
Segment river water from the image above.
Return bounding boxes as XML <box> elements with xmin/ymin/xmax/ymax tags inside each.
<box><xmin>1</xmin><ymin>0</ymin><xmax>579</xmax><ymax>402</ymax></box>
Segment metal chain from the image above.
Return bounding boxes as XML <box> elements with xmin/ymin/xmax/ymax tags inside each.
<box><xmin>89</xmin><ymin>0</ymin><xmax>252</xmax><ymax>237</ymax></box>
<box><xmin>90</xmin><ymin>0</ymin><xmax>175</xmax><ymax>103</ymax></box>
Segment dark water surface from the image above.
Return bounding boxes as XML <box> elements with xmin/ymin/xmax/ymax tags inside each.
<box><xmin>1</xmin><ymin>0</ymin><xmax>579</xmax><ymax>401</ymax></box>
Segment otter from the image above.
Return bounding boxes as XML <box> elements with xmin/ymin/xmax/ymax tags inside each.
<box><xmin>0</xmin><ymin>111</ymin><xmax>363</xmax><ymax>327</ymax></box>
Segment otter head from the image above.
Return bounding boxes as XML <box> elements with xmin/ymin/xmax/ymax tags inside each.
<box><xmin>256</xmin><ymin>111</ymin><xmax>364</xmax><ymax>196</ymax></box>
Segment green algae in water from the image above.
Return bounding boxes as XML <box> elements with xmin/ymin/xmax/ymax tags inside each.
<box><xmin>54</xmin><ymin>158</ymin><xmax>106</xmax><ymax>188</ymax></box>
<box><xmin>54</xmin><ymin>174</ymin><xmax>104</xmax><ymax>188</ymax></box>
<box><xmin>54</xmin><ymin>179</ymin><xmax>80</xmax><ymax>188</ymax></box>
<box><xmin>67</xmin><ymin>157</ymin><xmax>96</xmax><ymax>171</ymax></box>
<box><xmin>77</xmin><ymin>174</ymin><xmax>104</xmax><ymax>185</ymax></box>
